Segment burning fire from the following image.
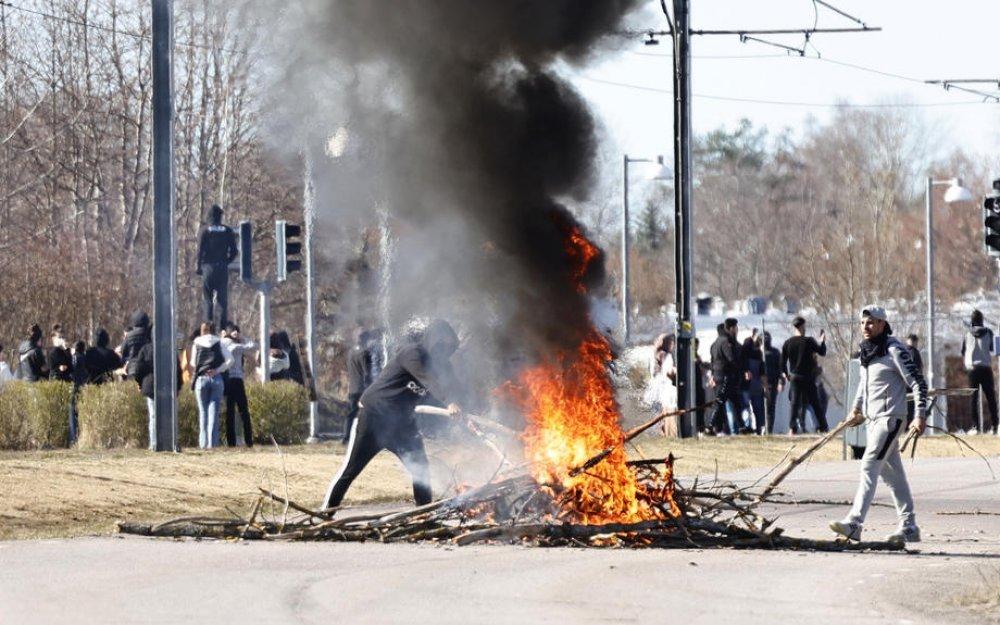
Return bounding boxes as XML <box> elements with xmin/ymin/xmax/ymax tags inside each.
<box><xmin>504</xmin><ymin>224</ymin><xmax>676</xmax><ymax>525</ymax></box>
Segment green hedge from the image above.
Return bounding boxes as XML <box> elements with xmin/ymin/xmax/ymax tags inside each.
<box><xmin>0</xmin><ymin>379</ymin><xmax>310</xmax><ymax>450</ymax></box>
<box><xmin>0</xmin><ymin>381</ymin><xmax>73</xmax><ymax>449</ymax></box>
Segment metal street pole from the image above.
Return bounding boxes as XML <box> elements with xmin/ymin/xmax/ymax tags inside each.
<box><xmin>622</xmin><ymin>155</ymin><xmax>631</xmax><ymax>345</ymax></box>
<box><xmin>925</xmin><ymin>177</ymin><xmax>935</xmax><ymax>398</ymax></box>
<box><xmin>151</xmin><ymin>0</ymin><xmax>177</xmax><ymax>452</ymax></box>
<box><xmin>259</xmin><ymin>283</ymin><xmax>271</xmax><ymax>383</ymax></box>
<box><xmin>672</xmin><ymin>0</ymin><xmax>696</xmax><ymax>437</ymax></box>
<box><xmin>303</xmin><ymin>150</ymin><xmax>319</xmax><ymax>443</ymax></box>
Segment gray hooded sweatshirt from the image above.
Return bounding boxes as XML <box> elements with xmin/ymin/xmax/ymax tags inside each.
<box><xmin>852</xmin><ymin>335</ymin><xmax>928</xmax><ymax>420</ymax></box>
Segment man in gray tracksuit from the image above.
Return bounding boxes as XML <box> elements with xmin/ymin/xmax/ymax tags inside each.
<box><xmin>830</xmin><ymin>305</ymin><xmax>927</xmax><ymax>543</ymax></box>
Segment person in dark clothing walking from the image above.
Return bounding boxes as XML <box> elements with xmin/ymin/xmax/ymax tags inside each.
<box><xmin>69</xmin><ymin>341</ymin><xmax>89</xmax><ymax>445</ymax></box>
<box><xmin>709</xmin><ymin>318</ymin><xmax>744</xmax><ymax>435</ymax></box>
<box><xmin>47</xmin><ymin>325</ymin><xmax>73</xmax><ymax>382</ymax></box>
<box><xmin>197</xmin><ymin>204</ymin><xmax>239</xmax><ymax>328</ymax></box>
<box><xmin>121</xmin><ymin>311</ymin><xmax>152</xmax><ymax>372</ymax></box>
<box><xmin>323</xmin><ymin>320</ymin><xmax>464</xmax><ymax>511</ymax></box>
<box><xmin>961</xmin><ymin>309</ymin><xmax>998</xmax><ymax>434</ymax></box>
<box><xmin>16</xmin><ymin>324</ymin><xmax>48</xmax><ymax>382</ymax></box>
<box><xmin>342</xmin><ymin>328</ymin><xmax>384</xmax><ymax>444</ymax></box>
<box><xmin>221</xmin><ymin>323</ymin><xmax>257</xmax><ymax>447</ymax></box>
<box><xmin>762</xmin><ymin>331</ymin><xmax>782</xmax><ymax>435</ymax></box>
<box><xmin>781</xmin><ymin>316</ymin><xmax>829</xmax><ymax>434</ymax></box>
<box><xmin>905</xmin><ymin>334</ymin><xmax>924</xmax><ymax>425</ymax></box>
<box><xmin>741</xmin><ymin>333</ymin><xmax>767</xmax><ymax>435</ymax></box>
<box><xmin>85</xmin><ymin>328</ymin><xmax>123</xmax><ymax>384</ymax></box>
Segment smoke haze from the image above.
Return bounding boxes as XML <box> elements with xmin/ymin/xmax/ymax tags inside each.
<box><xmin>249</xmin><ymin>0</ymin><xmax>645</xmax><ymax>390</ymax></box>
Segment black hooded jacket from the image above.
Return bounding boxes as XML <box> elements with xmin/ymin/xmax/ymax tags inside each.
<box><xmin>269</xmin><ymin>331</ymin><xmax>304</xmax><ymax>385</ymax></box>
<box><xmin>47</xmin><ymin>345</ymin><xmax>73</xmax><ymax>382</ymax></box>
<box><xmin>121</xmin><ymin>311</ymin><xmax>152</xmax><ymax>368</ymax></box>
<box><xmin>359</xmin><ymin>320</ymin><xmax>461</xmax><ymax>421</ymax></box>
<box><xmin>85</xmin><ymin>329</ymin><xmax>123</xmax><ymax>384</ymax></box>
<box><xmin>16</xmin><ymin>340</ymin><xmax>47</xmax><ymax>382</ymax></box>
<box><xmin>197</xmin><ymin>206</ymin><xmax>238</xmax><ymax>270</ymax></box>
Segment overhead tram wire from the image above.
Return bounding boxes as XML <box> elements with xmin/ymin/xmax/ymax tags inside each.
<box><xmin>577</xmin><ymin>75</ymin><xmax>987</xmax><ymax>109</ymax></box>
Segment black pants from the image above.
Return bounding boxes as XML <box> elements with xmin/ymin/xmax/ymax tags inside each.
<box><xmin>225</xmin><ymin>377</ymin><xmax>253</xmax><ymax>447</ymax></box>
<box><xmin>764</xmin><ymin>384</ymin><xmax>779</xmax><ymax>434</ymax></box>
<box><xmin>695</xmin><ymin>381</ymin><xmax>706</xmax><ymax>431</ymax></box>
<box><xmin>202</xmin><ymin>263</ymin><xmax>230</xmax><ymax>327</ymax></box>
<box><xmin>323</xmin><ymin>407</ymin><xmax>432</xmax><ymax>509</ymax></box>
<box><xmin>711</xmin><ymin>376</ymin><xmax>741</xmax><ymax>434</ymax></box>
<box><xmin>788</xmin><ymin>376</ymin><xmax>828</xmax><ymax>433</ymax></box>
<box><xmin>969</xmin><ymin>366</ymin><xmax>999</xmax><ymax>433</ymax></box>
<box><xmin>745</xmin><ymin>391</ymin><xmax>766</xmax><ymax>435</ymax></box>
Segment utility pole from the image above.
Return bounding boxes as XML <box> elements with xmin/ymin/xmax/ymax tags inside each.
<box><xmin>151</xmin><ymin>0</ymin><xmax>177</xmax><ymax>452</ymax></box>
<box><xmin>672</xmin><ymin>0</ymin><xmax>696</xmax><ymax>437</ymax></box>
<box><xmin>622</xmin><ymin>154</ymin><xmax>631</xmax><ymax>345</ymax></box>
<box><xmin>259</xmin><ymin>283</ymin><xmax>271</xmax><ymax>383</ymax></box>
<box><xmin>303</xmin><ymin>150</ymin><xmax>319</xmax><ymax>442</ymax></box>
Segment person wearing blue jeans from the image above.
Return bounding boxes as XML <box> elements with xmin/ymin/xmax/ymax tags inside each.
<box><xmin>189</xmin><ymin>322</ymin><xmax>234</xmax><ymax>449</ymax></box>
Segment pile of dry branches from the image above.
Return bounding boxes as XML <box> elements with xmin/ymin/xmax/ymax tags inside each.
<box><xmin>118</xmin><ymin>409</ymin><xmax>905</xmax><ymax>551</ymax></box>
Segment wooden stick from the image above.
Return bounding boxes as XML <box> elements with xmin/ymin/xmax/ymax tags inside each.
<box><xmin>755</xmin><ymin>418</ymin><xmax>852</xmax><ymax>502</ymax></box>
<box><xmin>413</xmin><ymin>405</ymin><xmax>515</xmax><ymax>435</ymax></box>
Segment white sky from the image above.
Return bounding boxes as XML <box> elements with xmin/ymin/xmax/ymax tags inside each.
<box><xmin>571</xmin><ymin>0</ymin><xmax>1000</xmax><ymax>162</ymax></box>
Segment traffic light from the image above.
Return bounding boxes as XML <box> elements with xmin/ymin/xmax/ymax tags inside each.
<box><xmin>985</xmin><ymin>180</ymin><xmax>1000</xmax><ymax>258</ymax></box>
<box><xmin>276</xmin><ymin>220</ymin><xmax>302</xmax><ymax>282</ymax></box>
<box><xmin>238</xmin><ymin>220</ymin><xmax>253</xmax><ymax>283</ymax></box>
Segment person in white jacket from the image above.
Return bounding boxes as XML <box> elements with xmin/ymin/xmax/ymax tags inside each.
<box><xmin>831</xmin><ymin>305</ymin><xmax>927</xmax><ymax>544</ymax></box>
<box><xmin>0</xmin><ymin>343</ymin><xmax>14</xmax><ymax>387</ymax></box>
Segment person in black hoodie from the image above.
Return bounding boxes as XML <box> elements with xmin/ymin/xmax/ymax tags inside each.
<box><xmin>16</xmin><ymin>324</ymin><xmax>48</xmax><ymax>382</ymax></box>
<box><xmin>85</xmin><ymin>328</ymin><xmax>123</xmax><ymax>384</ymax></box>
<box><xmin>47</xmin><ymin>325</ymin><xmax>73</xmax><ymax>382</ymax></box>
<box><xmin>269</xmin><ymin>331</ymin><xmax>304</xmax><ymax>385</ymax></box>
<box><xmin>342</xmin><ymin>328</ymin><xmax>384</xmax><ymax>444</ymax></box>
<box><xmin>121</xmin><ymin>311</ymin><xmax>152</xmax><ymax>375</ymax></box>
<box><xmin>197</xmin><ymin>204</ymin><xmax>239</xmax><ymax>328</ymax></box>
<box><xmin>961</xmin><ymin>309</ymin><xmax>998</xmax><ymax>434</ymax></box>
<box><xmin>323</xmin><ymin>319</ymin><xmax>464</xmax><ymax>511</ymax></box>
<box><xmin>780</xmin><ymin>316</ymin><xmax>829</xmax><ymax>434</ymax></box>
<box><xmin>762</xmin><ymin>331</ymin><xmax>782</xmax><ymax>435</ymax></box>
<box><xmin>68</xmin><ymin>340</ymin><xmax>89</xmax><ymax>445</ymax></box>
<box><xmin>133</xmin><ymin>339</ymin><xmax>184</xmax><ymax>450</ymax></box>
<box><xmin>709</xmin><ymin>319</ymin><xmax>744</xmax><ymax>435</ymax></box>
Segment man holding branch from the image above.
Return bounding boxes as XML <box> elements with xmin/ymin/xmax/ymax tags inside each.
<box><xmin>830</xmin><ymin>306</ymin><xmax>928</xmax><ymax>543</ymax></box>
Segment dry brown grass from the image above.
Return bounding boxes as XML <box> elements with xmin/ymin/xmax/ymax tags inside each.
<box><xmin>2</xmin><ymin>433</ymin><xmax>999</xmax><ymax>541</ymax></box>
<box><xmin>951</xmin><ymin>567</ymin><xmax>1000</xmax><ymax>623</ymax></box>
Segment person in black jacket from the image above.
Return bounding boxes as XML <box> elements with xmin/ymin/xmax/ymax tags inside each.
<box><xmin>197</xmin><ymin>204</ymin><xmax>238</xmax><ymax>327</ymax></box>
<box><xmin>269</xmin><ymin>331</ymin><xmax>304</xmax><ymax>385</ymax></box>
<box><xmin>709</xmin><ymin>318</ymin><xmax>744</xmax><ymax>435</ymax></box>
<box><xmin>69</xmin><ymin>341</ymin><xmax>89</xmax><ymax>445</ymax></box>
<box><xmin>780</xmin><ymin>316</ymin><xmax>828</xmax><ymax>434</ymax></box>
<box><xmin>762</xmin><ymin>332</ymin><xmax>782</xmax><ymax>435</ymax></box>
<box><xmin>85</xmin><ymin>328</ymin><xmax>123</xmax><ymax>384</ymax></box>
<box><xmin>342</xmin><ymin>328</ymin><xmax>383</xmax><ymax>444</ymax></box>
<box><xmin>121</xmin><ymin>311</ymin><xmax>152</xmax><ymax>374</ymax></box>
<box><xmin>47</xmin><ymin>325</ymin><xmax>73</xmax><ymax>382</ymax></box>
<box><xmin>16</xmin><ymin>324</ymin><xmax>47</xmax><ymax>382</ymax></box>
<box><xmin>133</xmin><ymin>340</ymin><xmax>184</xmax><ymax>450</ymax></box>
<box><xmin>692</xmin><ymin>337</ymin><xmax>708</xmax><ymax>433</ymax></box>
<box><xmin>904</xmin><ymin>334</ymin><xmax>924</xmax><ymax>425</ymax></box>
<box><xmin>323</xmin><ymin>319</ymin><xmax>464</xmax><ymax>511</ymax></box>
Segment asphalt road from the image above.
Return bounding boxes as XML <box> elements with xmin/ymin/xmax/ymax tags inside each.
<box><xmin>2</xmin><ymin>456</ymin><xmax>998</xmax><ymax>625</ymax></box>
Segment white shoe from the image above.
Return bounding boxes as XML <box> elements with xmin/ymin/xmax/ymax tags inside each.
<box><xmin>829</xmin><ymin>520</ymin><xmax>862</xmax><ymax>541</ymax></box>
<box><xmin>968</xmin><ymin>428</ymin><xmax>979</xmax><ymax>435</ymax></box>
<box><xmin>886</xmin><ymin>525</ymin><xmax>921</xmax><ymax>543</ymax></box>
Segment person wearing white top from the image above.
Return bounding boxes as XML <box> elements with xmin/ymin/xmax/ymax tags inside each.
<box><xmin>189</xmin><ymin>322</ymin><xmax>235</xmax><ymax>449</ymax></box>
<box><xmin>0</xmin><ymin>343</ymin><xmax>14</xmax><ymax>388</ymax></box>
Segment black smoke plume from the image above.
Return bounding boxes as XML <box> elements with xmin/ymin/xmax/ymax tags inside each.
<box><xmin>262</xmin><ymin>1</ymin><xmax>643</xmax><ymax>374</ymax></box>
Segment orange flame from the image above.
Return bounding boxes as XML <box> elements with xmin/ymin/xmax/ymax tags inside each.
<box><xmin>503</xmin><ymin>224</ymin><xmax>675</xmax><ymax>525</ymax></box>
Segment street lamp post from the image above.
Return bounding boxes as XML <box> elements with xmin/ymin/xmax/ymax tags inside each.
<box><xmin>622</xmin><ymin>154</ymin><xmax>669</xmax><ymax>346</ymax></box>
<box><xmin>925</xmin><ymin>176</ymin><xmax>973</xmax><ymax>428</ymax></box>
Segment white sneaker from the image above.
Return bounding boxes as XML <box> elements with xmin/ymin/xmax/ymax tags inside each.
<box><xmin>829</xmin><ymin>520</ymin><xmax>862</xmax><ymax>541</ymax></box>
<box><xmin>886</xmin><ymin>525</ymin><xmax>921</xmax><ymax>543</ymax></box>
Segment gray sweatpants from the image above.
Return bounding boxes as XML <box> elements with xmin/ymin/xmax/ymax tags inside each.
<box><xmin>846</xmin><ymin>415</ymin><xmax>915</xmax><ymax>527</ymax></box>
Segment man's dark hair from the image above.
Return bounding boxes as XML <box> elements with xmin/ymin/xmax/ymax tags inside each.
<box><xmin>762</xmin><ymin>331</ymin><xmax>772</xmax><ymax>348</ymax></box>
<box><xmin>792</xmin><ymin>316</ymin><xmax>806</xmax><ymax>330</ymax></box>
<box><xmin>907</xmin><ymin>334</ymin><xmax>919</xmax><ymax>343</ymax></box>
<box><xmin>225</xmin><ymin>322</ymin><xmax>240</xmax><ymax>333</ymax></box>
<box><xmin>724</xmin><ymin>318</ymin><xmax>738</xmax><ymax>331</ymax></box>
<box><xmin>716</xmin><ymin>323</ymin><xmax>726</xmax><ymax>335</ymax></box>
<box><xmin>28</xmin><ymin>324</ymin><xmax>42</xmax><ymax>343</ymax></box>
<box><xmin>971</xmin><ymin>309</ymin><xmax>984</xmax><ymax>327</ymax></box>
<box><xmin>73</xmin><ymin>340</ymin><xmax>86</xmax><ymax>353</ymax></box>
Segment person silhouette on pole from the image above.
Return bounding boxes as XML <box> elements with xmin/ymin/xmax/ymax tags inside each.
<box><xmin>197</xmin><ymin>204</ymin><xmax>238</xmax><ymax>327</ymax></box>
